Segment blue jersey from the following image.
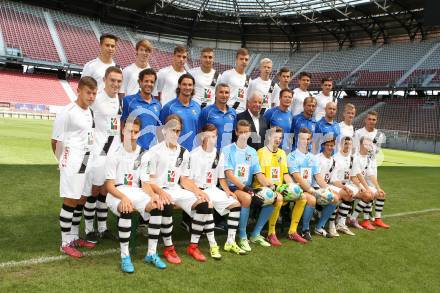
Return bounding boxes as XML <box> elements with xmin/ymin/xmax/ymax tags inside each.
<box><xmin>222</xmin><ymin>143</ymin><xmax>261</xmax><ymax>187</ymax></box>
<box><xmin>160</xmin><ymin>98</ymin><xmax>201</xmax><ymax>151</ymax></box>
<box><xmin>291</xmin><ymin>112</ymin><xmax>317</xmax><ymax>150</ymax></box>
<box><xmin>121</xmin><ymin>93</ymin><xmax>162</xmax><ymax>149</ymax></box>
<box><xmin>198</xmin><ymin>104</ymin><xmax>236</xmax><ymax>149</ymax></box>
<box><xmin>264</xmin><ymin>106</ymin><xmax>293</xmax><ymax>149</ymax></box>
<box><xmin>287</xmin><ymin>149</ymin><xmax>320</xmax><ymax>186</ymax></box>
<box><xmin>315</xmin><ymin>117</ymin><xmax>341</xmax><ymax>152</ymax></box>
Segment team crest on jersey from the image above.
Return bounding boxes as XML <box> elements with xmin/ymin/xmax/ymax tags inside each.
<box><xmin>262</xmin><ymin>94</ymin><xmax>269</xmax><ymax>105</ymax></box>
<box><xmin>204</xmin><ymin>88</ymin><xmax>212</xmax><ymax>100</ymax></box>
<box><xmin>344</xmin><ymin>171</ymin><xmax>350</xmax><ymax>180</ymax></box>
<box><xmin>167</xmin><ymin>170</ymin><xmax>176</xmax><ymax>183</ymax></box>
<box><xmin>192</xmin><ymin>109</ymin><xmax>197</xmax><ymax>115</ymax></box>
<box><xmin>206</xmin><ymin>171</ymin><xmax>213</xmax><ymax>184</ymax></box>
<box><xmin>237</xmin><ymin>88</ymin><xmax>244</xmax><ymax>100</ymax></box>
<box><xmin>153</xmin><ymin>106</ymin><xmax>158</xmax><ymax>112</ymax></box>
<box><xmin>110</xmin><ymin>117</ymin><xmax>118</xmax><ymax>130</ymax></box>
<box><xmin>237</xmin><ymin>166</ymin><xmax>246</xmax><ymax>177</ymax></box>
<box><xmin>245</xmin><ymin>154</ymin><xmax>252</xmax><ymax>162</ymax></box>
<box><xmin>228</xmin><ymin>114</ymin><xmax>234</xmax><ymax>120</ymax></box>
<box><xmin>277</xmin><ymin>156</ymin><xmax>282</xmax><ymax>163</ymax></box>
<box><xmin>124</xmin><ymin>173</ymin><xmax>133</xmax><ymax>186</ymax></box>
<box><xmin>324</xmin><ymin>173</ymin><xmax>330</xmax><ymax>182</ymax></box>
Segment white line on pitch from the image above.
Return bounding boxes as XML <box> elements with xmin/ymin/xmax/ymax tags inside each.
<box><xmin>1</xmin><ymin>208</ymin><xmax>439</xmax><ymax>269</ymax></box>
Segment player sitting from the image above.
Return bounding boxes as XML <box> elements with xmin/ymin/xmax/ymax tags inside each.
<box><xmin>190</xmin><ymin>124</ymin><xmax>245</xmax><ymax>255</ymax></box>
<box><xmin>223</xmin><ymin>120</ymin><xmax>276</xmax><ymax>252</ymax></box>
<box><xmin>348</xmin><ymin>137</ymin><xmax>390</xmax><ymax>230</ymax></box>
<box><xmin>256</xmin><ymin>126</ymin><xmax>308</xmax><ymax>246</ymax></box>
<box><xmin>105</xmin><ymin>118</ymin><xmax>168</xmax><ymax>272</ymax></box>
<box><xmin>148</xmin><ymin>114</ymin><xmax>220</xmax><ymax>262</ymax></box>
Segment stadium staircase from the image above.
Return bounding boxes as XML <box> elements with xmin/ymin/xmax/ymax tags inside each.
<box><xmin>42</xmin><ymin>11</ymin><xmax>67</xmax><ymax>64</ymax></box>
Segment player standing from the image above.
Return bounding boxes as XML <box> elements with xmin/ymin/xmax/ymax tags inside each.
<box><xmin>314</xmin><ymin>78</ymin><xmax>336</xmax><ymax>121</ymax></box>
<box><xmin>291</xmin><ymin>72</ymin><xmax>311</xmax><ymax>116</ymax></box>
<box><xmin>120</xmin><ymin>39</ymin><xmax>153</xmax><ymax>97</ymax></box>
<box><xmin>188</xmin><ymin>48</ymin><xmax>218</xmax><ymax>108</ymax></box>
<box><xmin>153</xmin><ymin>45</ymin><xmax>187</xmax><ymax>105</ymax></box>
<box><xmin>339</xmin><ymin>103</ymin><xmax>356</xmax><ymax>139</ymax></box>
<box><xmin>291</xmin><ymin>96</ymin><xmax>317</xmax><ymax>150</ymax></box>
<box><xmin>82</xmin><ymin>34</ymin><xmax>117</xmax><ymax>91</ymax></box>
<box><xmin>51</xmin><ymin>77</ymin><xmax>98</xmax><ymax>258</ymax></box>
<box><xmin>246</xmin><ymin>58</ymin><xmax>274</xmax><ymax>113</ymax></box>
<box><xmin>315</xmin><ymin>101</ymin><xmax>341</xmax><ymax>151</ymax></box>
<box><xmin>271</xmin><ymin>67</ymin><xmax>293</xmax><ymax>107</ymax></box>
<box><xmin>218</xmin><ymin>48</ymin><xmax>250</xmax><ymax>113</ymax></box>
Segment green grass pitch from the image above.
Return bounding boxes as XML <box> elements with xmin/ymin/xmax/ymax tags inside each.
<box><xmin>1</xmin><ymin>118</ymin><xmax>440</xmax><ymax>292</ymax></box>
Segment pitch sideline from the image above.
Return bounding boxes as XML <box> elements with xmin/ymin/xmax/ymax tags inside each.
<box><xmin>1</xmin><ymin>208</ymin><xmax>439</xmax><ymax>269</ymax></box>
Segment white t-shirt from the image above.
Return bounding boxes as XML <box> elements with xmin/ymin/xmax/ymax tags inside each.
<box><xmin>352</xmin><ymin>153</ymin><xmax>377</xmax><ymax>186</ymax></box>
<box><xmin>354</xmin><ymin>127</ymin><xmax>384</xmax><ymax>156</ymax></box>
<box><xmin>52</xmin><ymin>102</ymin><xmax>94</xmax><ymax>153</ymax></box>
<box><xmin>105</xmin><ymin>145</ymin><xmax>145</xmax><ymax>187</ymax></box>
<box><xmin>246</xmin><ymin>77</ymin><xmax>273</xmax><ymax>109</ymax></box>
<box><xmin>291</xmin><ymin>88</ymin><xmax>310</xmax><ymax>116</ymax></box>
<box><xmin>121</xmin><ymin>63</ymin><xmax>150</xmax><ymax>96</ymax></box>
<box><xmin>339</xmin><ymin>121</ymin><xmax>354</xmax><ymax>138</ymax></box>
<box><xmin>153</xmin><ymin>65</ymin><xmax>186</xmax><ymax>105</ymax></box>
<box><xmin>314</xmin><ymin>92</ymin><xmax>335</xmax><ymax>121</ymax></box>
<box><xmin>218</xmin><ymin>68</ymin><xmax>248</xmax><ymax>113</ymax></box>
<box><xmin>147</xmin><ymin>141</ymin><xmax>190</xmax><ymax>189</ymax></box>
<box><xmin>190</xmin><ymin>146</ymin><xmax>225</xmax><ymax>189</ymax></box>
<box><xmin>314</xmin><ymin>153</ymin><xmax>336</xmax><ymax>187</ymax></box>
<box><xmin>81</xmin><ymin>58</ymin><xmax>115</xmax><ymax>92</ymax></box>
<box><xmin>332</xmin><ymin>152</ymin><xmax>356</xmax><ymax>184</ymax></box>
<box><xmin>188</xmin><ymin>67</ymin><xmax>216</xmax><ymax>106</ymax></box>
<box><xmin>90</xmin><ymin>91</ymin><xmax>121</xmax><ymax>156</ymax></box>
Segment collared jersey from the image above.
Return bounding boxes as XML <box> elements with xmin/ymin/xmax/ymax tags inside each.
<box><xmin>218</xmin><ymin>69</ymin><xmax>248</xmax><ymax>113</ymax></box>
<box><xmin>52</xmin><ymin>102</ymin><xmax>94</xmax><ymax>152</ymax></box>
<box><xmin>314</xmin><ymin>153</ymin><xmax>336</xmax><ymax>187</ymax></box>
<box><xmin>222</xmin><ymin>143</ymin><xmax>261</xmax><ymax>187</ymax></box>
<box><xmin>332</xmin><ymin>152</ymin><xmax>357</xmax><ymax>184</ymax></box>
<box><xmin>90</xmin><ymin>91</ymin><xmax>121</xmax><ymax>156</ymax></box>
<box><xmin>352</xmin><ymin>153</ymin><xmax>377</xmax><ymax>186</ymax></box>
<box><xmin>121</xmin><ymin>92</ymin><xmax>162</xmax><ymax>149</ymax></box>
<box><xmin>190</xmin><ymin>146</ymin><xmax>225</xmax><ymax>189</ymax></box>
<box><xmin>246</xmin><ymin>77</ymin><xmax>273</xmax><ymax>109</ymax></box>
<box><xmin>160</xmin><ymin>98</ymin><xmax>201</xmax><ymax>151</ymax></box>
<box><xmin>198</xmin><ymin>103</ymin><xmax>236</xmax><ymax>149</ymax></box>
<box><xmin>287</xmin><ymin>149</ymin><xmax>320</xmax><ymax>186</ymax></box>
<box><xmin>105</xmin><ymin>145</ymin><xmax>146</xmax><ymax>187</ymax></box>
<box><xmin>153</xmin><ymin>65</ymin><xmax>186</xmax><ymax>105</ymax></box>
<box><xmin>188</xmin><ymin>67</ymin><xmax>216</xmax><ymax>106</ymax></box>
<box><xmin>121</xmin><ymin>63</ymin><xmax>150</xmax><ymax>96</ymax></box>
<box><xmin>81</xmin><ymin>58</ymin><xmax>115</xmax><ymax>92</ymax></box>
<box><xmin>291</xmin><ymin>88</ymin><xmax>310</xmax><ymax>116</ymax></box>
<box><xmin>254</xmin><ymin>147</ymin><xmax>288</xmax><ymax>187</ymax></box>
<box><xmin>291</xmin><ymin>112</ymin><xmax>317</xmax><ymax>150</ymax></box>
<box><xmin>147</xmin><ymin>141</ymin><xmax>190</xmax><ymax>189</ymax></box>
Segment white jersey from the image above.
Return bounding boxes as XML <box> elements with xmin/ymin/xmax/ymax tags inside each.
<box><xmin>352</xmin><ymin>153</ymin><xmax>377</xmax><ymax>186</ymax></box>
<box><xmin>314</xmin><ymin>92</ymin><xmax>335</xmax><ymax>121</ymax></box>
<box><xmin>354</xmin><ymin>127</ymin><xmax>384</xmax><ymax>159</ymax></box>
<box><xmin>339</xmin><ymin>121</ymin><xmax>354</xmax><ymax>138</ymax></box>
<box><xmin>153</xmin><ymin>65</ymin><xmax>186</xmax><ymax>105</ymax></box>
<box><xmin>105</xmin><ymin>145</ymin><xmax>145</xmax><ymax>188</ymax></box>
<box><xmin>121</xmin><ymin>63</ymin><xmax>150</xmax><ymax>96</ymax></box>
<box><xmin>271</xmin><ymin>84</ymin><xmax>291</xmax><ymax>107</ymax></box>
<box><xmin>190</xmin><ymin>146</ymin><xmax>225</xmax><ymax>189</ymax></box>
<box><xmin>246</xmin><ymin>77</ymin><xmax>273</xmax><ymax>109</ymax></box>
<box><xmin>291</xmin><ymin>88</ymin><xmax>310</xmax><ymax>116</ymax></box>
<box><xmin>332</xmin><ymin>152</ymin><xmax>357</xmax><ymax>184</ymax></box>
<box><xmin>81</xmin><ymin>58</ymin><xmax>115</xmax><ymax>92</ymax></box>
<box><xmin>52</xmin><ymin>102</ymin><xmax>94</xmax><ymax>153</ymax></box>
<box><xmin>188</xmin><ymin>67</ymin><xmax>216</xmax><ymax>106</ymax></box>
<box><xmin>148</xmin><ymin>141</ymin><xmax>190</xmax><ymax>189</ymax></box>
<box><xmin>90</xmin><ymin>91</ymin><xmax>121</xmax><ymax>156</ymax></box>
<box><xmin>314</xmin><ymin>153</ymin><xmax>336</xmax><ymax>187</ymax></box>
<box><xmin>218</xmin><ymin>68</ymin><xmax>248</xmax><ymax>113</ymax></box>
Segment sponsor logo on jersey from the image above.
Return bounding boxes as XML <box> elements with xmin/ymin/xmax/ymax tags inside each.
<box><xmin>167</xmin><ymin>170</ymin><xmax>176</xmax><ymax>183</ymax></box>
<box><xmin>245</xmin><ymin>154</ymin><xmax>252</xmax><ymax>162</ymax></box>
<box><xmin>124</xmin><ymin>173</ymin><xmax>133</xmax><ymax>186</ymax></box>
<box><xmin>206</xmin><ymin>171</ymin><xmax>213</xmax><ymax>184</ymax></box>
<box><xmin>110</xmin><ymin>117</ymin><xmax>118</xmax><ymax>130</ymax></box>
<box><xmin>204</xmin><ymin>88</ymin><xmax>212</xmax><ymax>100</ymax></box>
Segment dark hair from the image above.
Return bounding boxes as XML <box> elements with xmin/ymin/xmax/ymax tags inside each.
<box><xmin>104</xmin><ymin>66</ymin><xmax>122</xmax><ymax>78</ymax></box>
<box><xmin>164</xmin><ymin>114</ymin><xmax>183</xmax><ymax>130</ymax></box>
<box><xmin>236</xmin><ymin>48</ymin><xmax>249</xmax><ymax>58</ymax></box>
<box><xmin>321</xmin><ymin>77</ymin><xmax>333</xmax><ymax>84</ymax></box>
<box><xmin>303</xmin><ymin>96</ymin><xmax>317</xmax><ymax>106</ymax></box>
<box><xmin>278</xmin><ymin>67</ymin><xmax>291</xmax><ymax>76</ymax></box>
<box><xmin>176</xmin><ymin>74</ymin><xmax>195</xmax><ymax>96</ymax></box>
<box><xmin>299</xmin><ymin>128</ymin><xmax>312</xmax><ymax>135</ymax></box>
<box><xmin>298</xmin><ymin>71</ymin><xmax>312</xmax><ymax>79</ymax></box>
<box><xmin>99</xmin><ymin>33</ymin><xmax>118</xmax><ymax>44</ymax></box>
<box><xmin>201</xmin><ymin>123</ymin><xmax>217</xmax><ymax>133</ymax></box>
<box><xmin>201</xmin><ymin>47</ymin><xmax>214</xmax><ymax>54</ymax></box>
<box><xmin>279</xmin><ymin>88</ymin><xmax>293</xmax><ymax>98</ymax></box>
<box><xmin>138</xmin><ymin>68</ymin><xmax>157</xmax><ymax>82</ymax></box>
<box><xmin>236</xmin><ymin>119</ymin><xmax>251</xmax><ymax>130</ymax></box>
<box><xmin>78</xmin><ymin>76</ymin><xmax>97</xmax><ymax>90</ymax></box>
<box><xmin>174</xmin><ymin>45</ymin><xmax>188</xmax><ymax>55</ymax></box>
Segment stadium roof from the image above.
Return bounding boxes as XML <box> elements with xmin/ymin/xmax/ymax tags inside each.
<box><xmin>25</xmin><ymin>0</ymin><xmax>429</xmax><ymax>49</ymax></box>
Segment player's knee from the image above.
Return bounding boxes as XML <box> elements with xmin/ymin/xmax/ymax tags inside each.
<box><xmin>195</xmin><ymin>201</ymin><xmax>210</xmax><ymax>214</ymax></box>
<box><xmin>119</xmin><ymin>211</ymin><xmax>132</xmax><ymax>219</ymax></box>
<box><xmin>149</xmin><ymin>207</ymin><xmax>162</xmax><ymax>216</ymax></box>
<box><xmin>229</xmin><ymin>202</ymin><xmax>241</xmax><ymax>209</ymax></box>
<box><xmin>235</xmin><ymin>191</ymin><xmax>251</xmax><ymax>207</ymax></box>
<box><xmin>162</xmin><ymin>204</ymin><xmax>174</xmax><ymax>216</ymax></box>
<box><xmin>305</xmin><ymin>192</ymin><xmax>316</xmax><ymax>206</ymax></box>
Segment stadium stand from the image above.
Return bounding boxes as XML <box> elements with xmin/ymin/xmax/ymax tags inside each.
<box><xmin>0</xmin><ymin>70</ymin><xmax>70</xmax><ymax>106</ymax></box>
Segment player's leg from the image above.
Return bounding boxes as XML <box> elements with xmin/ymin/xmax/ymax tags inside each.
<box><xmin>59</xmin><ymin>197</ymin><xmax>83</xmax><ymax>258</ymax></box>
<box><xmin>372</xmin><ymin>190</ymin><xmax>390</xmax><ymax>228</ymax></box>
<box><xmin>160</xmin><ymin>202</ymin><xmax>179</xmax><ymax>264</ymax></box>
<box><xmin>188</xmin><ymin>200</ymin><xmax>210</xmax><ymax>262</ymax></box>
<box><xmin>249</xmin><ymin>195</ymin><xmax>274</xmax><ymax>247</ymax></box>
<box><xmin>234</xmin><ymin>190</ymin><xmax>252</xmax><ymax>252</ymax></box>
<box><xmin>360</xmin><ymin>186</ymin><xmax>378</xmax><ymax>230</ymax></box>
<box><xmin>266</xmin><ymin>194</ymin><xmax>283</xmax><ymax>246</ymax></box>
<box><xmin>300</xmin><ymin>192</ymin><xmax>316</xmax><ymax>241</ymax></box>
<box><xmin>348</xmin><ymin>189</ymin><xmax>373</xmax><ymax>230</ymax></box>
<box><xmin>287</xmin><ymin>197</ymin><xmax>307</xmax><ymax>243</ymax></box>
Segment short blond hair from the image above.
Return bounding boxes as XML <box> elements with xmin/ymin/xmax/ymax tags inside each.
<box><xmin>260</xmin><ymin>58</ymin><xmax>272</xmax><ymax>66</ymax></box>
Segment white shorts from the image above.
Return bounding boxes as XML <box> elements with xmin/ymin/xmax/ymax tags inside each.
<box><xmin>328</xmin><ymin>185</ymin><xmax>341</xmax><ymax>194</ymax></box>
<box><xmin>59</xmin><ymin>148</ymin><xmax>91</xmax><ymax>199</ymax></box>
<box><xmin>106</xmin><ymin>185</ymin><xmax>151</xmax><ymax>221</ymax></box>
<box><xmin>368</xmin><ymin>185</ymin><xmax>378</xmax><ymax>197</ymax></box>
<box><xmin>165</xmin><ymin>187</ymin><xmax>198</xmax><ymax>216</ymax></box>
<box><xmin>345</xmin><ymin>183</ymin><xmax>360</xmax><ymax>197</ymax></box>
<box><xmin>83</xmin><ymin>156</ymin><xmax>107</xmax><ymax>196</ymax></box>
<box><xmin>204</xmin><ymin>187</ymin><xmax>239</xmax><ymax>216</ymax></box>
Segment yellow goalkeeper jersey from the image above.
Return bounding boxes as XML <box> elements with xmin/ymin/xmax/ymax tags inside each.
<box><xmin>253</xmin><ymin>146</ymin><xmax>288</xmax><ymax>188</ymax></box>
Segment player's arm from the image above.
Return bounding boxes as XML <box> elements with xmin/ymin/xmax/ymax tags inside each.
<box><xmin>283</xmin><ymin>173</ymin><xmax>293</xmax><ymax>184</ymax></box>
<box><xmin>219</xmin><ymin>178</ymin><xmax>236</xmax><ymax>199</ymax></box>
<box><xmin>180</xmin><ymin>176</ymin><xmax>209</xmax><ymax>201</ymax></box>
<box><xmin>105</xmin><ymin>179</ymin><xmax>133</xmax><ymax>213</ymax></box>
<box><xmin>292</xmin><ymin>172</ymin><xmax>314</xmax><ymax>194</ymax></box>
<box><xmin>314</xmin><ymin>173</ymin><xmax>328</xmax><ymax>189</ymax></box>
<box><xmin>255</xmin><ymin>172</ymin><xmax>275</xmax><ymax>189</ymax></box>
<box><xmin>368</xmin><ymin>175</ymin><xmax>386</xmax><ymax>197</ymax></box>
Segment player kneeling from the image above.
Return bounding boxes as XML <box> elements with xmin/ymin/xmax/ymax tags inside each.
<box><xmin>330</xmin><ymin>136</ymin><xmax>372</xmax><ymax>236</ymax></box>
<box><xmin>190</xmin><ymin>124</ymin><xmax>244</xmax><ymax>255</ymax></box>
<box><xmin>256</xmin><ymin>126</ymin><xmax>308</xmax><ymax>246</ymax></box>
<box><xmin>105</xmin><ymin>118</ymin><xmax>167</xmax><ymax>272</ymax></box>
<box><xmin>348</xmin><ymin>137</ymin><xmax>390</xmax><ymax>230</ymax></box>
<box><xmin>148</xmin><ymin>114</ymin><xmax>220</xmax><ymax>262</ymax></box>
<box><xmin>223</xmin><ymin>120</ymin><xmax>276</xmax><ymax>252</ymax></box>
